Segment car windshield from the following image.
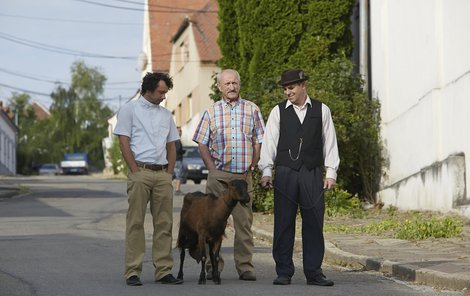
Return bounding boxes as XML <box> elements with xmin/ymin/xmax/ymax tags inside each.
<box><xmin>184</xmin><ymin>147</ymin><xmax>200</xmax><ymax>158</ymax></box>
<box><xmin>42</xmin><ymin>164</ymin><xmax>57</xmax><ymax>169</ymax></box>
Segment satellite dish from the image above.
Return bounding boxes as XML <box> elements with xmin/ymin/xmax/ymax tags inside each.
<box><xmin>138</xmin><ymin>51</ymin><xmax>148</xmax><ymax>71</ymax></box>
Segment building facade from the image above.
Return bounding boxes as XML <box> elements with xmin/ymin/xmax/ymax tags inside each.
<box><xmin>0</xmin><ymin>108</ymin><xmax>17</xmax><ymax>175</ymax></box>
<box><xmin>361</xmin><ymin>0</ymin><xmax>470</xmax><ymax>216</ymax></box>
<box><xmin>166</xmin><ymin>0</ymin><xmax>220</xmax><ymax>145</ymax></box>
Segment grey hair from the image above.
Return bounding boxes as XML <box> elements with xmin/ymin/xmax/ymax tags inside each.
<box><xmin>216</xmin><ymin>69</ymin><xmax>241</xmax><ymax>84</ymax></box>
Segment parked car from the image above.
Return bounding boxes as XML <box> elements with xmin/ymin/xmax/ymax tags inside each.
<box><xmin>181</xmin><ymin>146</ymin><xmax>208</xmax><ymax>184</ymax></box>
<box><xmin>38</xmin><ymin>163</ymin><xmax>60</xmax><ymax>176</ymax></box>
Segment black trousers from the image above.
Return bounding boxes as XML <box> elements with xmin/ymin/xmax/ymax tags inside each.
<box><xmin>273</xmin><ymin>165</ymin><xmax>325</xmax><ymax>279</ymax></box>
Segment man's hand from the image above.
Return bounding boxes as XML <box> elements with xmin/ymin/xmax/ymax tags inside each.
<box><xmin>323</xmin><ymin>178</ymin><xmax>336</xmax><ymax>190</ymax></box>
<box><xmin>260</xmin><ymin>176</ymin><xmax>273</xmax><ymax>189</ymax></box>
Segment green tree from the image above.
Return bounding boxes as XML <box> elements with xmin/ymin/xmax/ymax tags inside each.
<box><xmin>8</xmin><ymin>60</ymin><xmax>113</xmax><ymax>174</ymax></box>
<box><xmin>217</xmin><ymin>0</ymin><xmax>241</xmax><ymax>70</ymax></box>
<box><xmin>9</xmin><ymin>93</ymin><xmax>37</xmax><ymax>174</ymax></box>
<box><xmin>217</xmin><ymin>0</ymin><xmax>383</xmax><ymax>205</ymax></box>
<box><xmin>49</xmin><ymin>60</ymin><xmax>112</xmax><ymax>170</ymax></box>
<box><xmin>108</xmin><ymin>136</ymin><xmax>128</xmax><ymax>175</ymax></box>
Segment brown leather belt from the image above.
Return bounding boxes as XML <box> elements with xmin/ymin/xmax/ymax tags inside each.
<box><xmin>136</xmin><ymin>162</ymin><xmax>168</xmax><ymax>172</ymax></box>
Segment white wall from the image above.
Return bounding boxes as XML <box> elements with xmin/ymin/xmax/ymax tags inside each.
<box><xmin>370</xmin><ymin>0</ymin><xmax>470</xmax><ymax>216</ymax></box>
<box><xmin>0</xmin><ymin>114</ymin><xmax>16</xmax><ymax>175</ymax></box>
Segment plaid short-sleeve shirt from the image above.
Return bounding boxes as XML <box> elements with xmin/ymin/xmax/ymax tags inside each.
<box><xmin>192</xmin><ymin>98</ymin><xmax>265</xmax><ymax>173</ymax></box>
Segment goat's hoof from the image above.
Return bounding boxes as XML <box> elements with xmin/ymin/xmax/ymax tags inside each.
<box><xmin>213</xmin><ymin>279</ymin><xmax>221</xmax><ymax>285</ymax></box>
<box><xmin>198</xmin><ymin>278</ymin><xmax>206</xmax><ymax>285</ymax></box>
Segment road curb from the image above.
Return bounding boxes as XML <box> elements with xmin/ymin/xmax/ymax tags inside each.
<box><xmin>0</xmin><ymin>186</ymin><xmax>21</xmax><ymax>199</ymax></box>
<box><xmin>324</xmin><ymin>241</ymin><xmax>470</xmax><ymax>292</ymax></box>
<box><xmin>253</xmin><ymin>227</ymin><xmax>470</xmax><ymax>293</ymax></box>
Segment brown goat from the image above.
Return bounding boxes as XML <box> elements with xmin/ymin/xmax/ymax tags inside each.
<box><xmin>176</xmin><ymin>179</ymin><xmax>250</xmax><ymax>284</ymax></box>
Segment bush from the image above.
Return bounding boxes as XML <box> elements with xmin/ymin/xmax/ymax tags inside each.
<box><xmin>251</xmin><ymin>169</ymin><xmax>274</xmax><ymax>213</ymax></box>
<box><xmin>325</xmin><ymin>188</ymin><xmax>364</xmax><ymax>218</ymax></box>
<box><xmin>108</xmin><ymin>136</ymin><xmax>127</xmax><ymax>175</ymax></box>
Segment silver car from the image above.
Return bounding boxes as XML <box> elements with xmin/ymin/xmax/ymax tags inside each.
<box><xmin>39</xmin><ymin>163</ymin><xmax>60</xmax><ymax>176</ymax></box>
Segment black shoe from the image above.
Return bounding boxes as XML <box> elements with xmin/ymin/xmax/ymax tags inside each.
<box><xmin>273</xmin><ymin>275</ymin><xmax>291</xmax><ymax>285</ymax></box>
<box><xmin>307</xmin><ymin>274</ymin><xmax>334</xmax><ymax>286</ymax></box>
<box><xmin>157</xmin><ymin>274</ymin><xmax>183</xmax><ymax>284</ymax></box>
<box><xmin>126</xmin><ymin>275</ymin><xmax>142</xmax><ymax>286</ymax></box>
<box><xmin>239</xmin><ymin>271</ymin><xmax>257</xmax><ymax>281</ymax></box>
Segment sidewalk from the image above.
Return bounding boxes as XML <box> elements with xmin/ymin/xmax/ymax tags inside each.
<box><xmin>251</xmin><ymin>212</ymin><xmax>470</xmax><ymax>294</ymax></box>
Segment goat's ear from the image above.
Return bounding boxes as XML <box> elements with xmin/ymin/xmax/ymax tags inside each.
<box><xmin>217</xmin><ymin>179</ymin><xmax>229</xmax><ymax>188</ymax></box>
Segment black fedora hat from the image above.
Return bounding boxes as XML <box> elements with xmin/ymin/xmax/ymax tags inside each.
<box><xmin>278</xmin><ymin>69</ymin><xmax>309</xmax><ymax>86</ymax></box>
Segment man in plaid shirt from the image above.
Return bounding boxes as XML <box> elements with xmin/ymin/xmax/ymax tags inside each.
<box><xmin>193</xmin><ymin>69</ymin><xmax>265</xmax><ymax>281</ymax></box>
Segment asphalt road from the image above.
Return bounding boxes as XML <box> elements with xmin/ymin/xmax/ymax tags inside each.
<box><xmin>0</xmin><ymin>175</ymin><xmax>462</xmax><ymax>296</ymax></box>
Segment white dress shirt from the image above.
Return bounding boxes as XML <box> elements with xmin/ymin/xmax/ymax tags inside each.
<box><xmin>258</xmin><ymin>96</ymin><xmax>340</xmax><ymax>179</ymax></box>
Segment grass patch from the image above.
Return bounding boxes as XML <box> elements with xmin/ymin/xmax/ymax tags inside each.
<box><xmin>323</xmin><ymin>190</ymin><xmax>464</xmax><ymax>240</ymax></box>
<box><xmin>324</xmin><ymin>206</ymin><xmax>464</xmax><ymax>240</ymax></box>
<box><xmin>18</xmin><ymin>185</ymin><xmax>30</xmax><ymax>194</ymax></box>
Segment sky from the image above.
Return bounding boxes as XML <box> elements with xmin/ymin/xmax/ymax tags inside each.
<box><xmin>0</xmin><ymin>0</ymin><xmax>145</xmax><ymax>112</ymax></box>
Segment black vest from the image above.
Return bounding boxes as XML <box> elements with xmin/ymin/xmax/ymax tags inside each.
<box><xmin>275</xmin><ymin>99</ymin><xmax>324</xmax><ymax>171</ymax></box>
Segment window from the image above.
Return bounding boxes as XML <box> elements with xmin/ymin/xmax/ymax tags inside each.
<box><xmin>177</xmin><ymin>39</ymin><xmax>189</xmax><ymax>72</ymax></box>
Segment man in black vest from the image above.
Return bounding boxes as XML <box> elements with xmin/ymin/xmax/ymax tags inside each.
<box><xmin>259</xmin><ymin>69</ymin><xmax>339</xmax><ymax>286</ymax></box>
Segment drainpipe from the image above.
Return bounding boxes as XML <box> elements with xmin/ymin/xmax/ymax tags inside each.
<box><xmin>359</xmin><ymin>0</ymin><xmax>370</xmax><ymax>97</ymax></box>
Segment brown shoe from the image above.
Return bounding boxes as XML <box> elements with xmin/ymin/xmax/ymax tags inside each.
<box><xmin>239</xmin><ymin>271</ymin><xmax>257</xmax><ymax>281</ymax></box>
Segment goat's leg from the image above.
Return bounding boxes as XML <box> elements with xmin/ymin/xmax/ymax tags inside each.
<box><xmin>198</xmin><ymin>256</ymin><xmax>207</xmax><ymax>285</ymax></box>
<box><xmin>177</xmin><ymin>248</ymin><xmax>185</xmax><ymax>280</ymax></box>
<box><xmin>197</xmin><ymin>236</ymin><xmax>207</xmax><ymax>284</ymax></box>
<box><xmin>209</xmin><ymin>240</ymin><xmax>222</xmax><ymax>284</ymax></box>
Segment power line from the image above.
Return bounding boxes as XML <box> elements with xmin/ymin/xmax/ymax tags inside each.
<box><xmin>0</xmin><ymin>67</ymin><xmax>69</xmax><ymax>85</ymax></box>
<box><xmin>111</xmin><ymin>0</ymin><xmax>208</xmax><ymax>12</ymax></box>
<box><xmin>0</xmin><ymin>31</ymin><xmax>179</xmax><ymax>60</ymax></box>
<box><xmin>0</xmin><ymin>67</ymin><xmax>139</xmax><ymax>89</ymax></box>
<box><xmin>0</xmin><ymin>82</ymin><xmax>136</xmax><ymax>102</ymax></box>
<box><xmin>0</xmin><ymin>82</ymin><xmax>52</xmax><ymax>97</ymax></box>
<box><xmin>0</xmin><ymin>31</ymin><xmax>137</xmax><ymax>60</ymax></box>
<box><xmin>73</xmin><ymin>0</ymin><xmax>217</xmax><ymax>13</ymax></box>
<box><xmin>0</xmin><ymin>13</ymin><xmax>142</xmax><ymax>25</ymax></box>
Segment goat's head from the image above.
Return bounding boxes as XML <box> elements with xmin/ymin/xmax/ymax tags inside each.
<box><xmin>219</xmin><ymin>179</ymin><xmax>250</xmax><ymax>206</ymax></box>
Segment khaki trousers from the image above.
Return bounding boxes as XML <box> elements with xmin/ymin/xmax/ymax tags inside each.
<box><xmin>205</xmin><ymin>169</ymin><xmax>255</xmax><ymax>276</ymax></box>
<box><xmin>124</xmin><ymin>168</ymin><xmax>174</xmax><ymax>280</ymax></box>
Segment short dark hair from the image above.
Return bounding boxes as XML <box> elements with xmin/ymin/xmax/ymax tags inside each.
<box><xmin>140</xmin><ymin>72</ymin><xmax>173</xmax><ymax>96</ymax></box>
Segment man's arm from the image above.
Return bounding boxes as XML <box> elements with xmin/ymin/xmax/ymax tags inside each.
<box><xmin>322</xmin><ymin>104</ymin><xmax>340</xmax><ymax>190</ymax></box>
<box><xmin>251</xmin><ymin>142</ymin><xmax>261</xmax><ymax>170</ymax></box>
<box><xmin>258</xmin><ymin>106</ymin><xmax>281</xmax><ymax>188</ymax></box>
<box><xmin>198</xmin><ymin>143</ymin><xmax>216</xmax><ymax>170</ymax></box>
<box><xmin>118</xmin><ymin>135</ymin><xmax>139</xmax><ymax>173</ymax></box>
<box><xmin>166</xmin><ymin>141</ymin><xmax>176</xmax><ymax>175</ymax></box>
